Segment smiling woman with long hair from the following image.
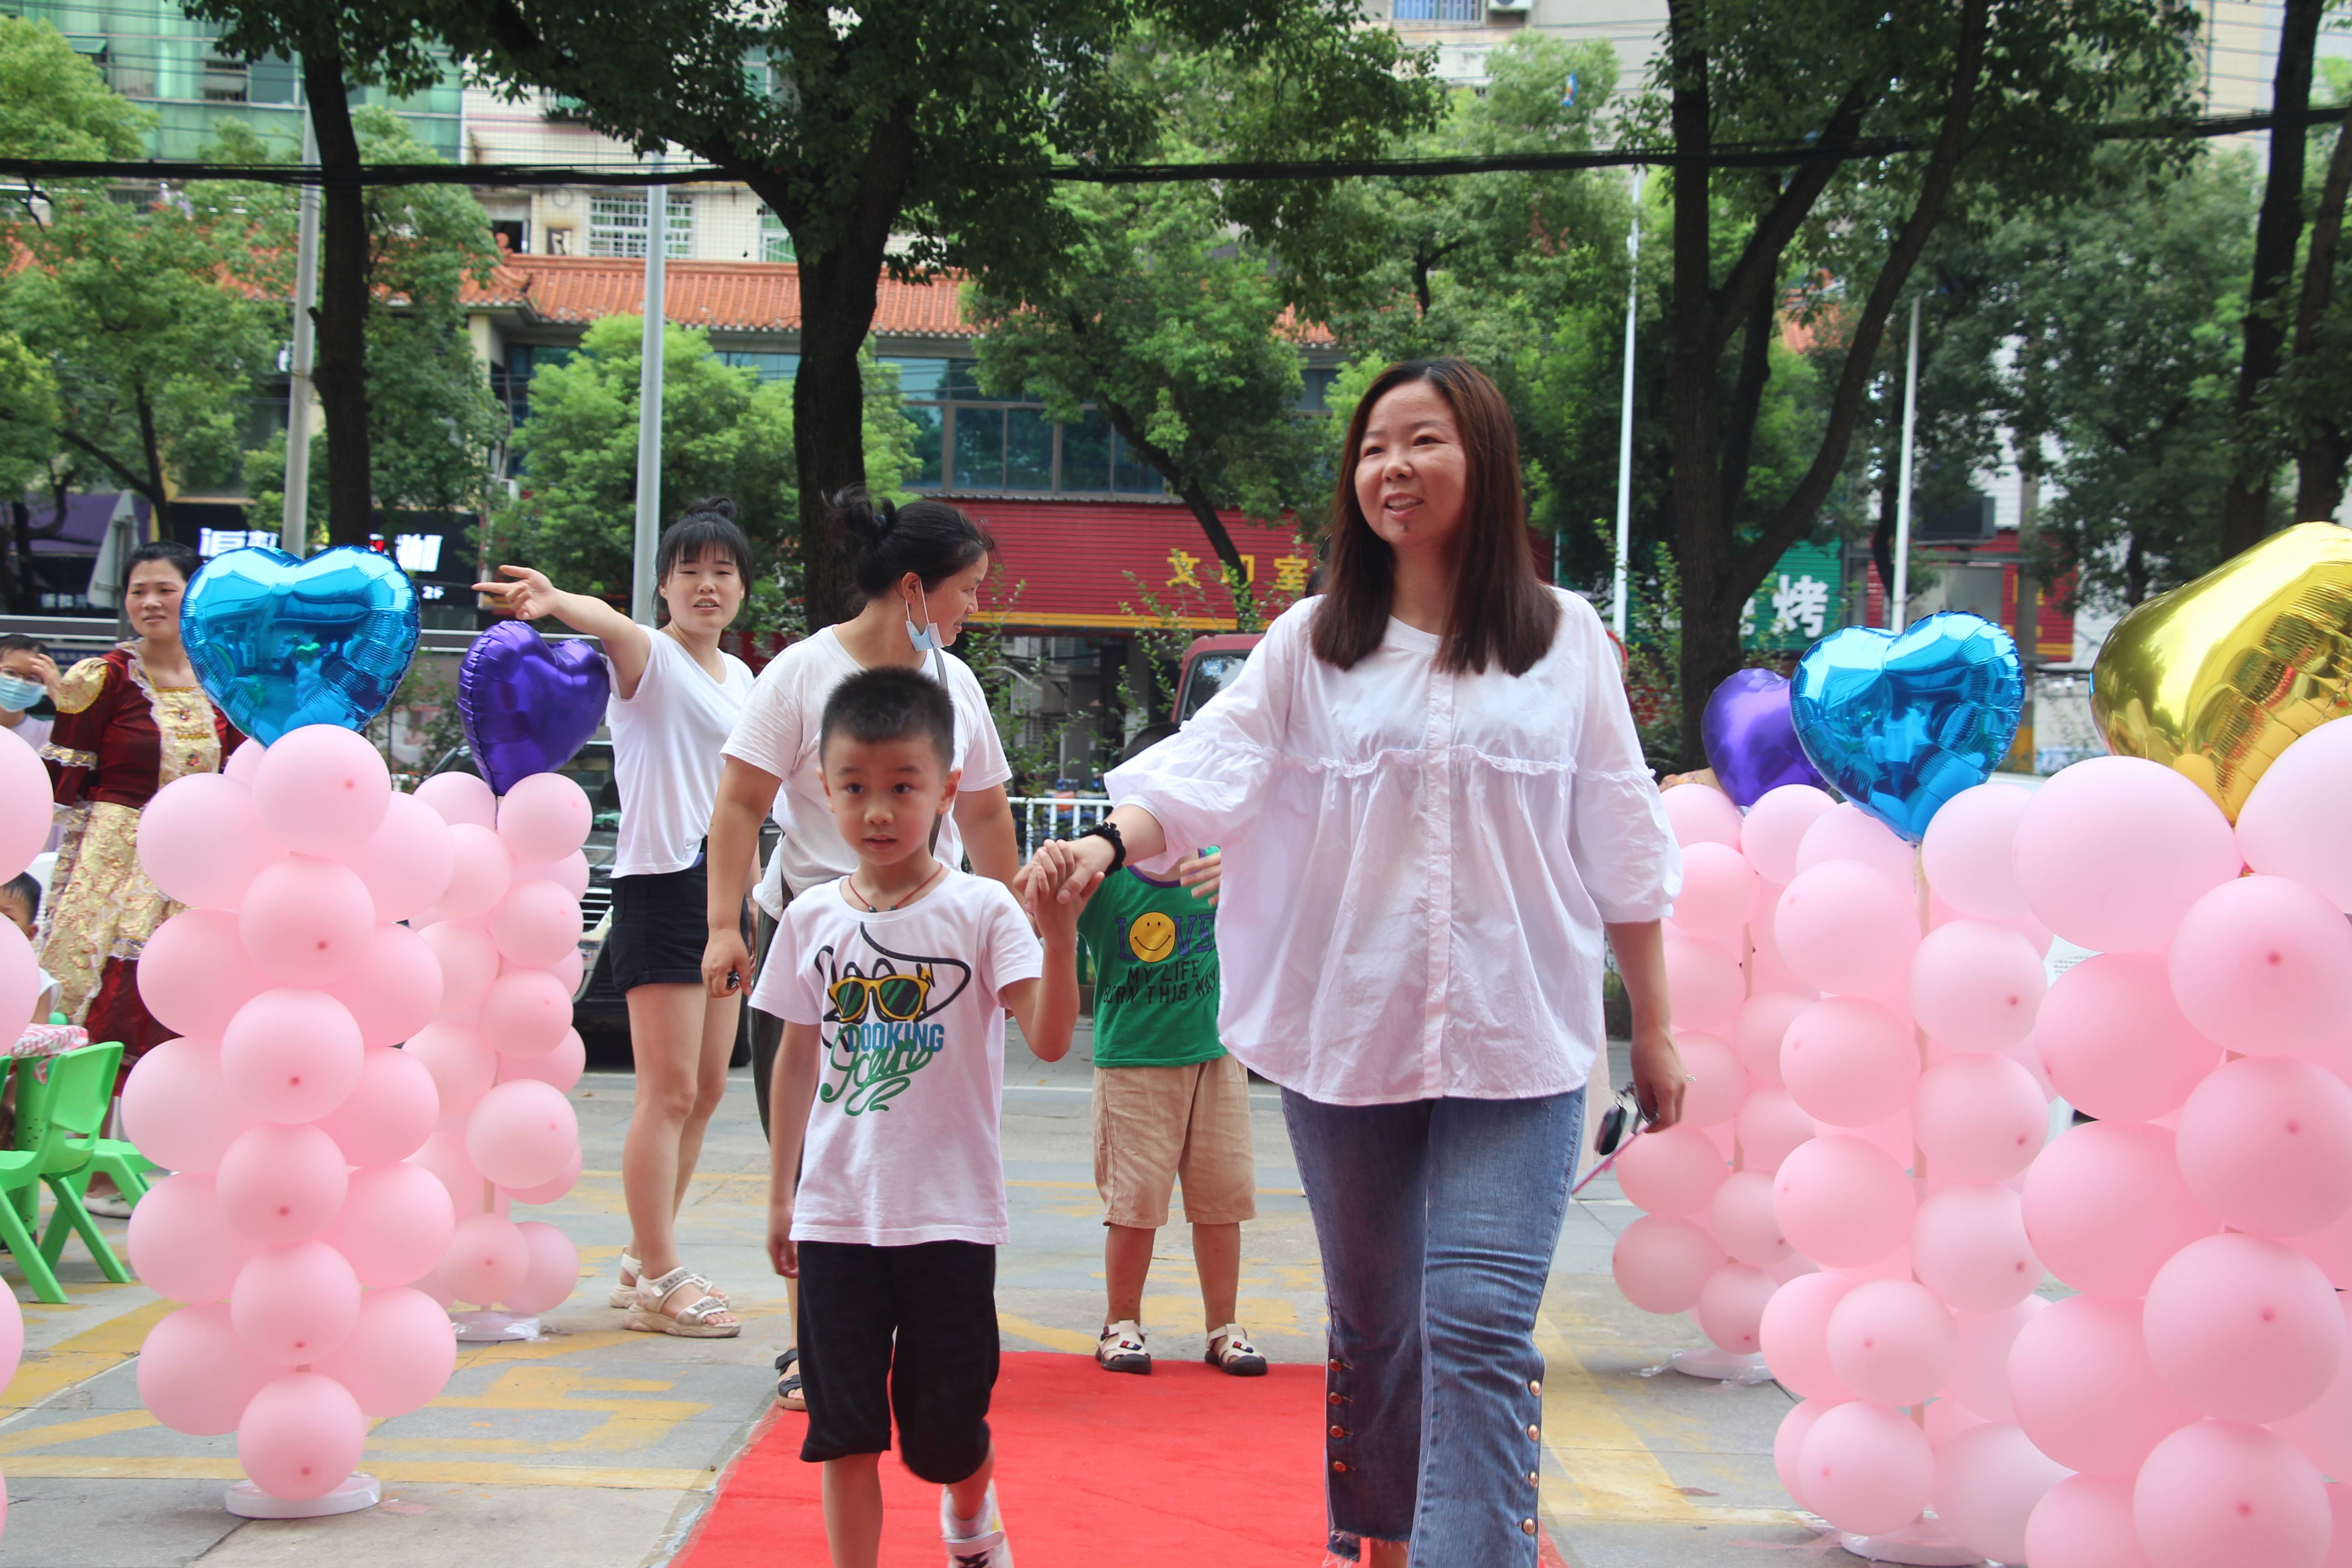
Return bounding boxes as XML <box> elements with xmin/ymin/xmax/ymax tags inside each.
<box><xmin>1021</xmin><ymin>359</ymin><xmax>1685</xmax><ymax>1566</ymax></box>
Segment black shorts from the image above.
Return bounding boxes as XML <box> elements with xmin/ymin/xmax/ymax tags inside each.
<box><xmin>796</xmin><ymin>1239</ymin><xmax>998</xmax><ymax>1481</ymax></box>
<box><xmin>605</xmin><ymin>858</ymin><xmax>750</xmax><ymax>993</ymax></box>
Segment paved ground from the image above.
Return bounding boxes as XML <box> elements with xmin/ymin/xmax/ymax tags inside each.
<box><xmin>0</xmin><ymin>1032</ymin><xmax>1828</xmax><ymax>1568</ymax></box>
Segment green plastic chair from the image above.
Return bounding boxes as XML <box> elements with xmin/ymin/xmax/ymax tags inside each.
<box><xmin>0</xmin><ymin>1061</ymin><xmax>66</xmax><ymax>1303</ymax></box>
<box><xmin>13</xmin><ymin>1042</ymin><xmax>132</xmax><ymax>1290</ymax></box>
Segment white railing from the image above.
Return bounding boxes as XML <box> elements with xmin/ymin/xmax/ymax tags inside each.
<box><xmin>1007</xmin><ymin>794</ymin><xmax>1112</xmax><ymax>855</ymax></box>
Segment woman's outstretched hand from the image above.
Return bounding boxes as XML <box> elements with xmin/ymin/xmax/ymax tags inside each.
<box><xmin>472</xmin><ymin>564</ymin><xmax>560</xmax><ymax>621</ymax></box>
<box><xmin>1628</xmin><ymin>1024</ymin><xmax>1687</xmax><ymax>1131</ymax></box>
<box><xmin>1016</xmin><ymin>836</ymin><xmax>1112</xmax><ymax>914</ymax></box>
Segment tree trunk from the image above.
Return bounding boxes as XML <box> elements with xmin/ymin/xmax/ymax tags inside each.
<box><xmin>2220</xmin><ymin>0</ymin><xmax>2328</xmax><ymax>557</ymax></box>
<box><xmin>2292</xmin><ymin>105</ymin><xmax>2352</xmax><ymax>523</ymax></box>
<box><xmin>1666</xmin><ymin>1</ymin><xmax>1730</xmax><ymax>770</ymax></box>
<box><xmin>301</xmin><ymin>46</ymin><xmax>375</xmax><ymax>549</ymax></box>
<box><xmin>4</xmin><ymin>500</ymin><xmax>31</xmax><ymax>614</ymax></box>
<box><xmin>790</xmin><ymin>250</ymin><xmax>885</xmax><ymax>629</ymax></box>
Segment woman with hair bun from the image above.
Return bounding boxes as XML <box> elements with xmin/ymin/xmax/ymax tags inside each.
<box><xmin>703</xmin><ymin>490</ymin><xmax>1020</xmax><ymax>1404</ymax></box>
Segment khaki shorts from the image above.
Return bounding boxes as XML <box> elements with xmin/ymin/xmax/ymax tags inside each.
<box><xmin>1092</xmin><ymin>1054</ymin><xmax>1258</xmax><ymax>1229</ymax></box>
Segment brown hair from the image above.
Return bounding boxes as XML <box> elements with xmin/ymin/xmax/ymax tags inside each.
<box><xmin>1309</xmin><ymin>358</ymin><xmax>1560</xmax><ymax>676</ymax></box>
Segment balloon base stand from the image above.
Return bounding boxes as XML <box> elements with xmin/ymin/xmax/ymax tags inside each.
<box><xmin>1663</xmin><ymin>1347</ymin><xmax>1771</xmax><ymax>1384</ymax></box>
<box><xmin>451</xmin><ymin>1310</ymin><xmax>544</xmax><ymax>1343</ymax></box>
<box><xmin>1833</xmin><ymin>1516</ymin><xmax>1981</xmax><ymax>1566</ymax></box>
<box><xmin>225</xmin><ymin>1473</ymin><xmax>380</xmax><ymax>1519</ymax></box>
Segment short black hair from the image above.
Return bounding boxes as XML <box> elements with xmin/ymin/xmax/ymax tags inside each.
<box><xmin>1119</xmin><ymin>721</ymin><xmax>1179</xmax><ymax>767</ymax></box>
<box><xmin>128</xmin><ymin>539</ymin><xmax>202</xmax><ymax>583</ymax></box>
<box><xmin>658</xmin><ymin>496</ymin><xmax>755</xmax><ymax>583</ymax></box>
<box><xmin>819</xmin><ymin>666</ymin><xmax>956</xmax><ymax>771</ymax></box>
<box><xmin>0</xmin><ymin>873</ymin><xmax>38</xmax><ymax>923</ymax></box>
<box><xmin>0</xmin><ymin>634</ymin><xmax>46</xmax><ymax>658</ymax></box>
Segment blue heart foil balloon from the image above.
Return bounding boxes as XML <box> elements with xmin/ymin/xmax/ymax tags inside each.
<box><xmin>1701</xmin><ymin>667</ymin><xmax>1828</xmax><ymax>808</ymax></box>
<box><xmin>1790</xmin><ymin>612</ymin><xmax>2025</xmax><ymax>842</ymax></box>
<box><xmin>182</xmin><ymin>545</ymin><xmax>421</xmax><ymax>745</ymax></box>
<box><xmin>457</xmin><ymin>619</ymin><xmax>611</xmax><ymax>795</ymax></box>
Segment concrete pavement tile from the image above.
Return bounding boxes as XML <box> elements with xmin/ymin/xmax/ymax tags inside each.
<box><xmin>0</xmin><ymin>1477</ymin><xmax>240</xmax><ymax>1568</ymax></box>
<box><xmin>185</xmin><ymin>1482</ymin><xmax>705</xmax><ymax>1568</ymax></box>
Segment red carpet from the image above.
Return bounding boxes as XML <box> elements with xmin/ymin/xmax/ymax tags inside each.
<box><xmin>679</xmin><ymin>1351</ymin><xmax>1330</xmax><ymax>1566</ymax></box>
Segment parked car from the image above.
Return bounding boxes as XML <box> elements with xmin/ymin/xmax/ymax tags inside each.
<box><xmin>1174</xmin><ymin>633</ymin><xmax>1262</xmax><ymax>725</ymax></box>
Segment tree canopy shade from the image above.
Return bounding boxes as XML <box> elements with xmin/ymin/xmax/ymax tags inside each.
<box><xmin>1646</xmin><ymin>0</ymin><xmax>2200</xmax><ymax>764</ymax></box>
<box><xmin>436</xmin><ymin>0</ymin><xmax>1434</xmax><ymax>627</ymax></box>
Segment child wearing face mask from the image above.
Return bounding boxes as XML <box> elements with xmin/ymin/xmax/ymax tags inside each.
<box><xmin>0</xmin><ymin>635</ymin><xmax>62</xmax><ymax>756</ymax></box>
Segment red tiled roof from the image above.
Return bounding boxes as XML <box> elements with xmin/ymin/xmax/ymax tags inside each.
<box><xmin>461</xmin><ymin>255</ymin><xmax>1336</xmax><ymax>347</ymax></box>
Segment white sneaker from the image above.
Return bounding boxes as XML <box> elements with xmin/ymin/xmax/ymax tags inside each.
<box><xmin>940</xmin><ymin>1481</ymin><xmax>1014</xmax><ymax>1567</ymax></box>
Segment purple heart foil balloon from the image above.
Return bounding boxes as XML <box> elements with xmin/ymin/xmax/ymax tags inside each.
<box><xmin>1701</xmin><ymin>667</ymin><xmax>1828</xmax><ymax>808</ymax></box>
<box><xmin>456</xmin><ymin>620</ymin><xmax>611</xmax><ymax>796</ymax></box>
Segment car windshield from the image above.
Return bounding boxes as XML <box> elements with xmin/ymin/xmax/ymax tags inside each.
<box><xmin>1181</xmin><ymin>652</ymin><xmax>1251</xmax><ymax>723</ymax></box>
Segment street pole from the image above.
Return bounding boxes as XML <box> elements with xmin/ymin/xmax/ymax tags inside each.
<box><xmin>1610</xmin><ymin>168</ymin><xmax>1644</xmax><ymax>638</ymax></box>
<box><xmin>2006</xmin><ymin>468</ymin><xmax>2042</xmax><ymax>773</ymax></box>
<box><xmin>630</xmin><ymin>162</ymin><xmax>667</xmax><ymax>625</ymax></box>
<box><xmin>1889</xmin><ymin>292</ymin><xmax>1922</xmax><ymax>632</ymax></box>
<box><xmin>281</xmin><ymin>108</ymin><xmax>321</xmax><ymax>559</ymax></box>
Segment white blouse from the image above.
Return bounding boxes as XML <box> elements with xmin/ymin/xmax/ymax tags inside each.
<box><xmin>1107</xmin><ymin>589</ymin><xmax>1681</xmax><ymax>1106</ymax></box>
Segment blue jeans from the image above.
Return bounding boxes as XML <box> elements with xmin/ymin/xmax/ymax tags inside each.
<box><xmin>1283</xmin><ymin>1088</ymin><xmax>1586</xmax><ymax>1565</ymax></box>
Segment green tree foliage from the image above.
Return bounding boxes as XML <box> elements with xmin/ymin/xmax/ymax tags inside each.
<box><xmin>0</xmin><ymin>15</ymin><xmax>152</xmax><ymax>168</ymax></box>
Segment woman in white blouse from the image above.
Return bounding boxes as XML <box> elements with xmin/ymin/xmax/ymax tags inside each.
<box><xmin>1022</xmin><ymin>360</ymin><xmax>1686</xmax><ymax>1567</ymax></box>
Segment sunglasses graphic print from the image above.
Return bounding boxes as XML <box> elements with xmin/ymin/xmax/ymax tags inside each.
<box><xmin>813</xmin><ymin>928</ymin><xmax>972</xmax><ymax>1116</ymax></box>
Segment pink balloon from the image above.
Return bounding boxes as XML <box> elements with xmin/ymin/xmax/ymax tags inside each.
<box><xmin>2144</xmin><ymin>1232</ymin><xmax>2345</xmax><ymax>1424</ymax></box>
<box><xmin>1775</xmin><ymin>860</ymin><xmax>1920</xmax><ymax>997</ymax></box>
<box><xmin>215</xmin><ymin>1123</ymin><xmax>348</xmax><ymax>1247</ymax></box>
<box><xmin>413</xmin><ymin>770</ymin><xmax>496</xmax><ymax>829</ymax></box>
<box><xmin>1662</xmin><ymin>782</ymin><xmax>1742</xmax><ymax>849</ymax></box>
<box><xmin>337</xmin><ymin>790</ymin><xmax>455</xmax><ymax>925</ymax></box>
<box><xmin>238</xmin><ymin>1370</ymin><xmax>367</xmax><ymax>1501</ymax></box>
<box><xmin>0</xmin><ymin>725</ymin><xmax>49</xmax><ymax>880</ymax></box>
<box><xmin>220</xmin><ymin>988</ymin><xmax>364</xmax><ymax>1123</ymax></box>
<box><xmin>128</xmin><ymin>1173</ymin><xmax>258</xmax><ymax>1303</ymax></box>
<box><xmin>1911</xmin><ymin>1184</ymin><xmax>2043</xmax><ymax>1314</ymax></box>
<box><xmin>2014</xmin><ymin>756</ymin><xmax>2240</xmax><ymax>954</ymax></box>
<box><xmin>1781</xmin><ymin>996</ymin><xmax>1917</xmax><ymax>1128</ymax></box>
<box><xmin>432</xmin><ymin>823</ymin><xmax>514</xmax><ymax>921</ymax></box>
<box><xmin>501</xmin><ymin>1146</ymin><xmax>581</xmax><ymax>1206</ymax></box>
<box><xmin>321</xmin><ymin>1163</ymin><xmax>456</xmax><ymax>1289</ymax></box>
<box><xmin>2036</xmin><ymin>954</ymin><xmax>2222</xmax><ymax>1123</ymax></box>
<box><xmin>238</xmin><ymin>856</ymin><xmax>377</xmax><ymax>986</ymax></box>
<box><xmin>1774</xmin><ymin>1397</ymin><xmax>1835</xmax><ymax>1509</ymax></box>
<box><xmin>2174</xmin><ymin>1056</ymin><xmax>2352</xmax><ymax>1238</ymax></box>
<box><xmin>122</xmin><ymin>1037</ymin><xmax>255</xmax><ymax>1174</ymax></box>
<box><xmin>1774</xmin><ymin>1134</ymin><xmax>1914</xmax><ymax>1269</ymax></box>
<box><xmin>251</xmin><ymin>725</ymin><xmax>391</xmax><ymax>856</ymax></box>
<box><xmin>1799</xmin><ymin>1399</ymin><xmax>1936</xmax><ymax>1535</ymax></box>
<box><xmin>1741</xmin><ymin>784</ymin><xmax>1837</xmax><ymax>885</ymax></box>
<box><xmin>1735</xmin><ymin>1088</ymin><xmax>1817</xmax><ymax>1175</ymax></box>
<box><xmin>1913</xmin><ymin>1054</ymin><xmax>2047</xmax><ymax>1185</ymax></box>
<box><xmin>465</xmin><ymin>1078</ymin><xmax>578</xmax><ymax>1192</ymax></box>
<box><xmin>548</xmin><ymin>946</ymin><xmax>585</xmax><ymax>995</ymax></box>
<box><xmin>442</xmin><ymin>1212</ymin><xmax>531</xmax><ymax>1306</ymax></box>
<box><xmin>1710</xmin><ymin>1171</ymin><xmax>1793</xmax><ymax>1269</ymax></box>
<box><xmin>1672</xmin><ymin>1033</ymin><xmax>1748</xmax><ymax>1127</ymax></box>
<box><xmin>503</xmin><ymin>1220</ymin><xmax>582</xmax><ymax>1315</ymax></box>
<box><xmin>1747</xmin><ymin>882</ymin><xmax>1814</xmax><ymax>999</ymax></box>
<box><xmin>1827</xmin><ymin>1279</ymin><xmax>1957</xmax><ymax>1406</ymax></box>
<box><xmin>326</xmin><ymin>924</ymin><xmax>444</xmax><ymax>1051</ymax></box>
<box><xmin>137</xmin><ymin>1302</ymin><xmax>277</xmax><ymax>1437</ymax></box>
<box><xmin>496</xmin><ymin>771</ymin><xmax>593</xmax><ymax>863</ymax></box>
<box><xmin>138</xmin><ymin>907</ymin><xmax>269</xmax><ymax>1040</ymax></box>
<box><xmin>489</xmin><ymin>879</ymin><xmax>583</xmax><ymax>969</ymax></box>
<box><xmin>2330</xmin><ymin>1485</ymin><xmax>2352</xmax><ymax>1568</ymax></box>
<box><xmin>2024</xmin><ymin>1121</ymin><xmax>2216</xmax><ymax>1297</ymax></box>
<box><xmin>2133</xmin><ymin>1420</ymin><xmax>2331</xmax><ymax>1568</ymax></box>
<box><xmin>224</xmin><ymin>738</ymin><xmax>265</xmax><ymax>781</ymax></box>
<box><xmin>406</xmin><ymin>1021</ymin><xmax>496</xmax><ymax>1124</ymax></box>
<box><xmin>2168</xmin><ymin>874</ymin><xmax>2352</xmax><ymax>1055</ymax></box>
<box><xmin>2027</xmin><ymin>1474</ymin><xmax>2156</xmax><ymax>1568</ymax></box>
<box><xmin>514</xmin><ymin>850</ymin><xmax>591</xmax><ymax>902</ymax></box>
<box><xmin>1661</xmin><ymin>929</ymin><xmax>1744</xmax><ymax>1033</ymax></box>
<box><xmin>479</xmin><ymin>969</ymin><xmax>573</xmax><ymax>1058</ymax></box>
<box><xmin>419</xmin><ymin>920</ymin><xmax>499</xmax><ymax>1017</ymax></box>
<box><xmin>1610</xmin><ymin>1215</ymin><xmax>1725</xmax><ymax>1314</ymax></box>
<box><xmin>1920</xmin><ymin>783</ymin><xmax>2036</xmax><ymax>920</ymax></box>
<box><xmin>1696</xmin><ymin>1261</ymin><xmax>1777</xmax><ymax>1354</ymax></box>
<box><xmin>0</xmin><ymin>1279</ymin><xmax>19</xmax><ymax>1386</ymax></box>
<box><xmin>309</xmin><ymin>1287</ymin><xmax>457</xmax><ymax>1419</ymax></box>
<box><xmin>1671</xmin><ymin>842</ymin><xmax>1760</xmax><ymax>942</ymax></box>
<box><xmin>136</xmin><ymin>773</ymin><xmax>284</xmax><ymax>908</ymax></box>
<box><xmin>1949</xmin><ymin>1298</ymin><xmax>2047</xmax><ymax>1421</ymax></box>
<box><xmin>1760</xmin><ymin>1272</ymin><xmax>1858</xmax><ymax>1401</ymax></box>
<box><xmin>2269</xmin><ymin>1296</ymin><xmax>2352</xmax><ymax>1480</ymax></box>
<box><xmin>1932</xmin><ymin>1420</ymin><xmax>2071</xmax><ymax>1564</ymax></box>
<box><xmin>1613</xmin><ymin>1124</ymin><xmax>1727</xmax><ymax>1218</ymax></box>
<box><xmin>2291</xmin><ymin>1202</ymin><xmax>2352</xmax><ymax>1289</ymax></box>
<box><xmin>1907</xmin><ymin>919</ymin><xmax>2046</xmax><ymax>1052</ymax></box>
<box><xmin>2009</xmin><ymin>1294</ymin><xmax>2199</xmax><ymax>1475</ymax></box>
<box><xmin>1926</xmin><ymin>1399</ymin><xmax>1990</xmax><ymax>1449</ymax></box>
<box><xmin>314</xmin><ymin>1046</ymin><xmax>439</xmax><ymax>1167</ymax></box>
<box><xmin>1734</xmin><ymin>992</ymin><xmax>1808</xmax><ymax>1087</ymax></box>
<box><xmin>2237</xmin><ymin>717</ymin><xmax>2352</xmax><ymax>914</ymax></box>
<box><xmin>1797</xmin><ymin>802</ymin><xmax>1917</xmax><ymax>883</ymax></box>
<box><xmin>230</xmin><ymin>1241</ymin><xmax>361</xmax><ymax>1365</ymax></box>
<box><xmin>499</xmin><ymin>1028</ymin><xmax>586</xmax><ymax>1093</ymax></box>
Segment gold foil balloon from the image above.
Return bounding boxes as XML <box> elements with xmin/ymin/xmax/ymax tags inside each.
<box><xmin>2092</xmin><ymin>522</ymin><xmax>2352</xmax><ymax>820</ymax></box>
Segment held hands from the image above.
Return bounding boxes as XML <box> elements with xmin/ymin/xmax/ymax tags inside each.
<box><xmin>1178</xmin><ymin>848</ymin><xmax>1221</xmax><ymax>906</ymax></box>
<box><xmin>472</xmin><ymin>564</ymin><xmax>561</xmax><ymax>621</ymax></box>
<box><xmin>1023</xmin><ymin>846</ymin><xmax>1098</xmax><ymax>947</ymax></box>
<box><xmin>1627</xmin><ymin>1024</ymin><xmax>1688</xmax><ymax>1131</ymax></box>
<box><xmin>1014</xmin><ymin>834</ymin><xmax>1112</xmax><ymax>914</ymax></box>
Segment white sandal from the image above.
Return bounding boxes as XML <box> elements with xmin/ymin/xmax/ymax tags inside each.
<box><xmin>1096</xmin><ymin>1319</ymin><xmax>1150</xmax><ymax>1375</ymax></box>
<box><xmin>1205</xmin><ymin>1323</ymin><xmax>1267</xmax><ymax>1377</ymax></box>
<box><xmin>625</xmin><ymin>1264</ymin><xmax>740</xmax><ymax>1338</ymax></box>
<box><xmin>612</xmin><ymin>1252</ymin><xmax>728</xmax><ymax>1309</ymax></box>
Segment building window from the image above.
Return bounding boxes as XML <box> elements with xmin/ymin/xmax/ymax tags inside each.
<box><xmin>1393</xmin><ymin>0</ymin><xmax>1482</xmax><ymax>17</ymax></box>
<box><xmin>756</xmin><ymin>206</ymin><xmax>795</xmax><ymax>263</ymax></box>
<box><xmin>878</xmin><ymin>358</ymin><xmax>1182</xmax><ymax>499</ymax></box>
<box><xmin>588</xmin><ymin>192</ymin><xmax>694</xmax><ymax>259</ymax></box>
<box><xmin>718</xmin><ymin>351</ymin><xmax>799</xmax><ymax>382</ymax></box>
<box><xmin>201</xmin><ymin>52</ymin><xmax>249</xmax><ymax>103</ymax></box>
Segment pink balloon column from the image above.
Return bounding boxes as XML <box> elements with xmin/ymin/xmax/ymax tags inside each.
<box><xmin>0</xmin><ymin>727</ymin><xmax>48</xmax><ymax>1536</ymax></box>
<box><xmin>408</xmin><ymin>771</ymin><xmax>586</xmax><ymax>1336</ymax></box>
<box><xmin>125</xmin><ymin>728</ymin><xmax>458</xmax><ymax>1518</ymax></box>
<box><xmin>1609</xmin><ymin>783</ymin><xmax>1823</xmax><ymax>1375</ymax></box>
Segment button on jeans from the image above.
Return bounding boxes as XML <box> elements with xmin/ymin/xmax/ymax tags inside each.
<box><xmin>1283</xmin><ymin>1087</ymin><xmax>1585</xmax><ymax>1565</ymax></box>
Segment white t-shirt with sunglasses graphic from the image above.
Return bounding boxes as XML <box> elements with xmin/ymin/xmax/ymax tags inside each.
<box><xmin>758</xmin><ymin>867</ymin><xmax>1042</xmax><ymax>1247</ymax></box>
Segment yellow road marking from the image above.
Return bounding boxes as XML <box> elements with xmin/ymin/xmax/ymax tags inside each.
<box><xmin>0</xmin><ymin>1408</ymin><xmax>158</xmax><ymax>1454</ymax></box>
<box><xmin>377</xmin><ymin>1367</ymin><xmax>707</xmax><ymax>1456</ymax></box>
<box><xmin>0</xmin><ymin>1456</ymin><xmax>717</xmax><ymax>1490</ymax></box>
<box><xmin>0</xmin><ymin>1299</ymin><xmax>172</xmax><ymax>1416</ymax></box>
<box><xmin>996</xmin><ymin>1312</ymin><xmax>1095</xmax><ymax>1355</ymax></box>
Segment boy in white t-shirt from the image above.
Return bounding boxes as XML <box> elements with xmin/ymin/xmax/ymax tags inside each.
<box><xmin>761</xmin><ymin>666</ymin><xmax>1087</xmax><ymax>1568</ymax></box>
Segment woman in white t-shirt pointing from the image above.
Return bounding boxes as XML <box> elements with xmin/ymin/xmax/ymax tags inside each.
<box><xmin>475</xmin><ymin>500</ymin><xmax>757</xmax><ymax>1338</ymax></box>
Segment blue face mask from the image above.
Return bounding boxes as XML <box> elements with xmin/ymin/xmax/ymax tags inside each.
<box><xmin>0</xmin><ymin>676</ymin><xmax>44</xmax><ymax>713</ymax></box>
<box><xmin>904</xmin><ymin>583</ymin><xmax>946</xmax><ymax>654</ymax></box>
